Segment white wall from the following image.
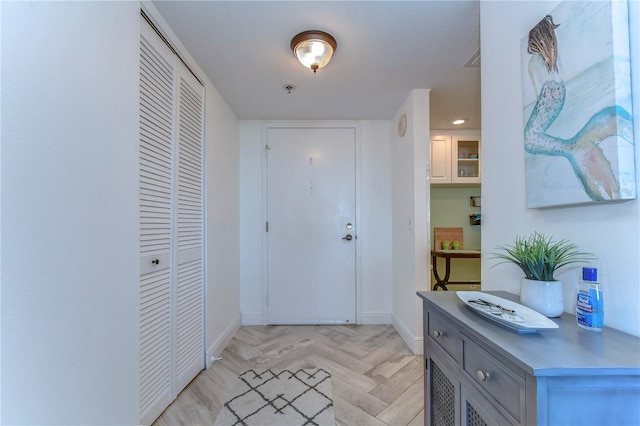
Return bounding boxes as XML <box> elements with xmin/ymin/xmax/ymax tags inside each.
<box><xmin>359</xmin><ymin>121</ymin><xmax>393</xmax><ymax>322</ymax></box>
<box><xmin>239</xmin><ymin>121</ymin><xmax>264</xmax><ymax>324</ymax></box>
<box><xmin>1</xmin><ymin>2</ymin><xmax>242</xmax><ymax>423</ymax></box>
<box><xmin>1</xmin><ymin>2</ymin><xmax>140</xmax><ymax>423</ymax></box>
<box><xmin>239</xmin><ymin>121</ymin><xmax>393</xmax><ymax>325</ymax></box>
<box><xmin>204</xmin><ymin>83</ymin><xmax>242</xmax><ymax>361</ymax></box>
<box><xmin>390</xmin><ymin>90</ymin><xmax>430</xmax><ymax>354</ymax></box>
<box><xmin>481</xmin><ymin>1</ymin><xmax>640</xmax><ymax>337</ymax></box>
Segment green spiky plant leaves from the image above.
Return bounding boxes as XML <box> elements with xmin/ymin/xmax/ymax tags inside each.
<box><xmin>492</xmin><ymin>232</ymin><xmax>595</xmax><ymax>281</ymax></box>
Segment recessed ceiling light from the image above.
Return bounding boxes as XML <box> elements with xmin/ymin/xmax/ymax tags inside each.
<box><xmin>452</xmin><ymin>119</ymin><xmax>466</xmax><ymax>125</ymax></box>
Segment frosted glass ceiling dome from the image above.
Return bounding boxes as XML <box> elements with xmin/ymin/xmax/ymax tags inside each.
<box><xmin>290</xmin><ymin>30</ymin><xmax>337</xmax><ymax>74</ymax></box>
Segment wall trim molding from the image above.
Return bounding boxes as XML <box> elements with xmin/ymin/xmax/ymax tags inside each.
<box><xmin>206</xmin><ymin>314</ymin><xmax>242</xmax><ymax>369</ymax></box>
<box><xmin>241</xmin><ymin>312</ymin><xmax>264</xmax><ymax>326</ymax></box>
<box><xmin>392</xmin><ymin>313</ymin><xmax>423</xmax><ymax>355</ymax></box>
<box><xmin>359</xmin><ymin>312</ymin><xmax>392</xmax><ymax>325</ymax></box>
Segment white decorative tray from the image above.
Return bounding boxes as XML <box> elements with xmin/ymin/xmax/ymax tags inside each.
<box><xmin>457</xmin><ymin>291</ymin><xmax>559</xmax><ymax>333</ymax></box>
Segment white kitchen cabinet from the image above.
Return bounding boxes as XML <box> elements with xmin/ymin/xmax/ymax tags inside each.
<box><xmin>430</xmin><ymin>131</ymin><xmax>481</xmax><ymax>185</ymax></box>
<box><xmin>429</xmin><ymin>134</ymin><xmax>452</xmax><ymax>184</ymax></box>
<box><xmin>452</xmin><ymin>135</ymin><xmax>481</xmax><ymax>184</ymax></box>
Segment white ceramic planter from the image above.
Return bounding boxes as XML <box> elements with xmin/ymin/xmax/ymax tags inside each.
<box><xmin>520</xmin><ymin>278</ymin><xmax>564</xmax><ymax>317</ymax></box>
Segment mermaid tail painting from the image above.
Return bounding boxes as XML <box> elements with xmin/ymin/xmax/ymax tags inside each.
<box><xmin>525</xmin><ymin>79</ymin><xmax>633</xmax><ymax>200</ymax></box>
<box><xmin>521</xmin><ymin>3</ymin><xmax>635</xmax><ymax>208</ymax></box>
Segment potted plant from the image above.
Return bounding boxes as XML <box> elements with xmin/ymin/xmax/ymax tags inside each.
<box><xmin>492</xmin><ymin>232</ymin><xmax>595</xmax><ymax>317</ymax></box>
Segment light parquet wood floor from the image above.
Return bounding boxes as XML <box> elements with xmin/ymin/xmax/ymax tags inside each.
<box><xmin>153</xmin><ymin>325</ymin><xmax>424</xmax><ymax>426</ymax></box>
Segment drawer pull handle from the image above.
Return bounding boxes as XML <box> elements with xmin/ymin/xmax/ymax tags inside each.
<box><xmin>152</xmin><ymin>259</ymin><xmax>160</xmax><ymax>265</ymax></box>
<box><xmin>476</xmin><ymin>370</ymin><xmax>491</xmax><ymax>382</ymax></box>
<box><xmin>431</xmin><ymin>330</ymin><xmax>443</xmax><ymax>338</ymax></box>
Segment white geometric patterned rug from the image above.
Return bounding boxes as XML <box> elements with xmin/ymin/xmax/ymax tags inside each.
<box><xmin>213</xmin><ymin>368</ymin><xmax>335</xmax><ymax>426</ymax></box>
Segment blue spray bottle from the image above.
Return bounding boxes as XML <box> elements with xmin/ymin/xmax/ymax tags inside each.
<box><xmin>576</xmin><ymin>267</ymin><xmax>603</xmax><ymax>332</ymax></box>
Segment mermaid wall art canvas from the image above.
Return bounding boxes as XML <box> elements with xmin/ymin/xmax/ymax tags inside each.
<box><xmin>521</xmin><ymin>0</ymin><xmax>635</xmax><ymax>208</ymax></box>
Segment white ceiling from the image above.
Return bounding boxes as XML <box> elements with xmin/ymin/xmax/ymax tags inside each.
<box><xmin>152</xmin><ymin>0</ymin><xmax>481</xmax><ymax>130</ymax></box>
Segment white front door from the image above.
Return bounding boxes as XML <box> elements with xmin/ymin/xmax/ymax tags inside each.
<box><xmin>266</xmin><ymin>127</ymin><xmax>356</xmax><ymax>324</ymax></box>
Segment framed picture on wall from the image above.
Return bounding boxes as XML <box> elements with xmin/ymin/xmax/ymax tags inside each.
<box><xmin>520</xmin><ymin>0</ymin><xmax>635</xmax><ymax>208</ymax></box>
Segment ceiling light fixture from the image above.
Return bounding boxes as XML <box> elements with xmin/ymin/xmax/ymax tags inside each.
<box><xmin>452</xmin><ymin>119</ymin><xmax>466</xmax><ymax>125</ymax></box>
<box><xmin>290</xmin><ymin>30</ymin><xmax>337</xmax><ymax>74</ymax></box>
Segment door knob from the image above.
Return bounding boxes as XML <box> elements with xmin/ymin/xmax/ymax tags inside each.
<box><xmin>342</xmin><ymin>234</ymin><xmax>353</xmax><ymax>241</ymax></box>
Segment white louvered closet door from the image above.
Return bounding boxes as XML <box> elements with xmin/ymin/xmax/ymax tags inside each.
<box><xmin>139</xmin><ymin>17</ymin><xmax>174</xmax><ymax>425</ymax></box>
<box><xmin>139</xmin><ymin>13</ymin><xmax>205</xmax><ymax>426</ymax></box>
<box><xmin>173</xmin><ymin>64</ymin><xmax>205</xmax><ymax>393</ymax></box>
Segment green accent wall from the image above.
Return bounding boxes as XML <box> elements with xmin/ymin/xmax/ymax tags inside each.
<box><xmin>430</xmin><ymin>185</ymin><xmax>481</xmax><ymax>290</ymax></box>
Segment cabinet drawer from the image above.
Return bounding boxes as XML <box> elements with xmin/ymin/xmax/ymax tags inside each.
<box><xmin>462</xmin><ymin>336</ymin><xmax>525</xmax><ymax>423</ymax></box>
<box><xmin>427</xmin><ymin>309</ymin><xmax>459</xmax><ymax>362</ymax></box>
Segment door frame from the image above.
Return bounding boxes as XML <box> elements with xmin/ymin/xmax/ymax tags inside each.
<box><xmin>261</xmin><ymin>121</ymin><xmax>362</xmax><ymax>325</ymax></box>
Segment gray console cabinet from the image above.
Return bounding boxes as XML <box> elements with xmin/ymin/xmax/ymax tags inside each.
<box><xmin>418</xmin><ymin>291</ymin><xmax>640</xmax><ymax>426</ymax></box>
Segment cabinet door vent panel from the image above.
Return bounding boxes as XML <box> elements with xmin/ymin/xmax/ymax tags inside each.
<box><xmin>430</xmin><ymin>359</ymin><xmax>456</xmax><ymax>426</ymax></box>
<box><xmin>466</xmin><ymin>402</ymin><xmax>488</xmax><ymax>426</ymax></box>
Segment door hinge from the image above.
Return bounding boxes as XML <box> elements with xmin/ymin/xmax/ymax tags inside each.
<box><xmin>266</xmin><ymin>221</ymin><xmax>269</xmax><ymax>232</ymax></box>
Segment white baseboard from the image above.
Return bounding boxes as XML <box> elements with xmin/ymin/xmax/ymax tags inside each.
<box><xmin>206</xmin><ymin>314</ymin><xmax>241</xmax><ymax>369</ymax></box>
<box><xmin>359</xmin><ymin>312</ymin><xmax>392</xmax><ymax>324</ymax></box>
<box><xmin>241</xmin><ymin>312</ymin><xmax>264</xmax><ymax>325</ymax></box>
<box><xmin>392</xmin><ymin>313</ymin><xmax>424</xmax><ymax>355</ymax></box>
<box><xmin>242</xmin><ymin>312</ymin><xmax>394</xmax><ymax>325</ymax></box>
